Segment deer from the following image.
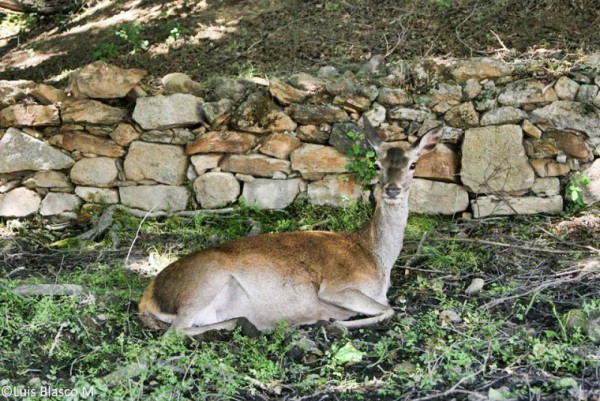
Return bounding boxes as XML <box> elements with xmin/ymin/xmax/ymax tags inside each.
<box><xmin>138</xmin><ymin>117</ymin><xmax>442</xmax><ymax>336</ymax></box>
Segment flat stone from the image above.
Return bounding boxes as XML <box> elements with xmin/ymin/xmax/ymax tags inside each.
<box><xmin>31</xmin><ymin>84</ymin><xmax>67</xmax><ymax>105</ymax></box>
<box><xmin>133</xmin><ymin>94</ymin><xmax>203</xmax><ymax>130</ymax></box>
<box><xmin>582</xmin><ymin>159</ymin><xmax>600</xmax><ymax>205</ymax></box>
<box><xmin>288</xmin><ymin>73</ymin><xmax>325</xmax><ymax>92</ymax></box>
<box><xmin>0</xmin><ymin>128</ymin><xmax>74</xmax><ymax>173</ymax></box>
<box><xmin>415</xmin><ymin>144</ymin><xmax>460</xmax><ymax>182</ymax></box>
<box><xmin>290</xmin><ymin>144</ymin><xmax>350</xmax><ymax>180</ymax></box>
<box><xmin>124</xmin><ymin>141</ymin><xmax>188</xmax><ymax>185</ymax></box>
<box><xmin>190</xmin><ymin>154</ymin><xmax>223</xmax><ymax>174</ymax></box>
<box><xmin>480</xmin><ymin>106</ymin><xmax>527</xmax><ymax>126</ymax></box>
<box><xmin>554</xmin><ymin>76</ymin><xmax>580</xmax><ymax>100</ymax></box>
<box><xmin>202</xmin><ymin>98</ymin><xmax>234</xmax><ymax>129</ymax></box>
<box><xmin>329</xmin><ymin>122</ymin><xmax>366</xmax><ymax>155</ymax></box>
<box><xmin>0</xmin><ymin>80</ymin><xmax>36</xmax><ymax>107</ymax></box>
<box><xmin>0</xmin><ymin>104</ymin><xmax>60</xmax><ymax>127</ymax></box>
<box><xmin>408</xmin><ymin>179</ymin><xmax>469</xmax><ymax>214</ymax></box>
<box><xmin>461</xmin><ymin>125</ymin><xmax>534</xmax><ymax>193</ymax></box>
<box><xmin>186</xmin><ymin>131</ymin><xmax>258</xmax><ymax>155</ymax></box>
<box><xmin>296</xmin><ymin>125</ymin><xmax>329</xmax><ymax>144</ymax></box>
<box><xmin>119</xmin><ymin>185</ymin><xmax>189</xmax><ymax>211</ymax></box>
<box><xmin>471</xmin><ymin>195</ymin><xmax>563</xmax><ymax>218</ymax></box>
<box><xmin>498</xmin><ymin>79</ymin><xmax>558</xmax><ymax>106</ymax></box>
<box><xmin>389</xmin><ymin>107</ymin><xmax>429</xmax><ymax>122</ymax></box>
<box><xmin>532</xmin><ymin>177</ymin><xmax>560</xmax><ymax>197</ymax></box>
<box><xmin>40</xmin><ymin>193</ymin><xmax>81</xmax><ymax>216</ymax></box>
<box><xmin>0</xmin><ymin>187</ymin><xmax>41</xmax><ymax>217</ymax></box>
<box><xmin>527</xmin><ymin>130</ymin><xmax>592</xmax><ymax>160</ymax></box>
<box><xmin>444</xmin><ymin>102</ymin><xmax>479</xmax><ymax>128</ymax></box>
<box><xmin>530</xmin><ymin>159</ymin><xmax>570</xmax><ymax>177</ymax></box>
<box><xmin>230</xmin><ymin>92</ymin><xmax>297</xmax><ymax>134</ymax></box>
<box><xmin>377</xmin><ymin>87</ymin><xmax>411</xmax><ymax>106</ymax></box>
<box><xmin>61</xmin><ymin>99</ymin><xmax>126</xmax><ymax>125</ymax></box>
<box><xmin>70</xmin><ymin>157</ymin><xmax>119</xmax><ymax>187</ymax></box>
<box><xmin>259</xmin><ymin>133</ymin><xmax>302</xmax><ymax>159</ymax></box>
<box><xmin>48</xmin><ymin>132</ymin><xmax>125</xmax><ymax>158</ymax></box>
<box><xmin>68</xmin><ymin>62</ymin><xmax>146</xmax><ymax>98</ymax></box>
<box><xmin>109</xmin><ymin>123</ymin><xmax>140</xmax><ymax>147</ymax></box>
<box><xmin>242</xmin><ymin>178</ymin><xmax>301</xmax><ymax>209</ymax></box>
<box><xmin>307</xmin><ymin>174</ymin><xmax>363</xmax><ymax>206</ymax></box>
<box><xmin>161</xmin><ymin>72</ymin><xmax>202</xmax><ymax>95</ymax></box>
<box><xmin>193</xmin><ymin>172</ymin><xmax>240</xmax><ymax>208</ymax></box>
<box><xmin>521</xmin><ymin>119</ymin><xmax>542</xmax><ymax>139</ymax></box>
<box><xmin>530</xmin><ymin>101</ymin><xmax>600</xmax><ymax>138</ymax></box>
<box><xmin>75</xmin><ymin>187</ymin><xmax>119</xmax><ymax>204</ymax></box>
<box><xmin>220</xmin><ymin>154</ymin><xmax>291</xmax><ymax>178</ymax></box>
<box><xmin>22</xmin><ymin>171</ymin><xmax>72</xmax><ymax>190</ymax></box>
<box><xmin>451</xmin><ymin>58</ymin><xmax>511</xmax><ymax>82</ymax></box>
<box><xmin>269</xmin><ymin>78</ymin><xmax>309</xmax><ymax>105</ymax></box>
<box><xmin>289</xmin><ymin>104</ymin><xmax>349</xmax><ymax>125</ymax></box>
<box><xmin>463</xmin><ymin>79</ymin><xmax>482</xmax><ymax>100</ymax></box>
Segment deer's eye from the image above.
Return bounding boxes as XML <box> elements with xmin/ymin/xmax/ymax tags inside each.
<box><xmin>409</xmin><ymin>163</ymin><xmax>417</xmax><ymax>170</ymax></box>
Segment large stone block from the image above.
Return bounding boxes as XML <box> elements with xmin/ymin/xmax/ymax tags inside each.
<box><xmin>61</xmin><ymin>99</ymin><xmax>126</xmax><ymax>125</ymax></box>
<box><xmin>40</xmin><ymin>193</ymin><xmax>82</xmax><ymax>216</ymax></box>
<box><xmin>186</xmin><ymin>131</ymin><xmax>258</xmax><ymax>155</ymax></box>
<box><xmin>307</xmin><ymin>174</ymin><xmax>363</xmax><ymax>206</ymax></box>
<box><xmin>242</xmin><ymin>178</ymin><xmax>301</xmax><ymax>209</ymax></box>
<box><xmin>119</xmin><ymin>185</ymin><xmax>189</xmax><ymax>211</ymax></box>
<box><xmin>67</xmin><ymin>62</ymin><xmax>146</xmax><ymax>99</ymax></box>
<box><xmin>443</xmin><ymin>102</ymin><xmax>479</xmax><ymax>129</ymax></box>
<box><xmin>48</xmin><ymin>132</ymin><xmax>125</xmax><ymax>158</ymax></box>
<box><xmin>70</xmin><ymin>157</ymin><xmax>119</xmax><ymax>187</ymax></box>
<box><xmin>0</xmin><ymin>104</ymin><xmax>60</xmax><ymax>127</ymax></box>
<box><xmin>498</xmin><ymin>79</ymin><xmax>558</xmax><ymax>106</ymax></box>
<box><xmin>471</xmin><ymin>195</ymin><xmax>563</xmax><ymax>218</ymax></box>
<box><xmin>221</xmin><ymin>154</ymin><xmax>291</xmax><ymax>178</ymax></box>
<box><xmin>0</xmin><ymin>187</ymin><xmax>41</xmax><ymax>217</ymax></box>
<box><xmin>193</xmin><ymin>172</ymin><xmax>240</xmax><ymax>209</ymax></box>
<box><xmin>133</xmin><ymin>94</ymin><xmax>203</xmax><ymax>129</ymax></box>
<box><xmin>530</xmin><ymin>101</ymin><xmax>600</xmax><ymax>138</ymax></box>
<box><xmin>451</xmin><ymin>58</ymin><xmax>511</xmax><ymax>82</ymax></box>
<box><xmin>259</xmin><ymin>133</ymin><xmax>302</xmax><ymax>160</ymax></box>
<box><xmin>75</xmin><ymin>187</ymin><xmax>119</xmax><ymax>204</ymax></box>
<box><xmin>0</xmin><ymin>128</ymin><xmax>74</xmax><ymax>173</ymax></box>
<box><xmin>408</xmin><ymin>179</ymin><xmax>469</xmax><ymax>215</ymax></box>
<box><xmin>290</xmin><ymin>144</ymin><xmax>350</xmax><ymax>180</ymax></box>
<box><xmin>124</xmin><ymin>141</ymin><xmax>188</xmax><ymax>185</ymax></box>
<box><xmin>461</xmin><ymin>125</ymin><xmax>534</xmax><ymax>194</ymax></box>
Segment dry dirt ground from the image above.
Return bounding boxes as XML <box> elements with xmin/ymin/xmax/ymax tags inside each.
<box><xmin>1</xmin><ymin>0</ymin><xmax>600</xmax><ymax>82</ymax></box>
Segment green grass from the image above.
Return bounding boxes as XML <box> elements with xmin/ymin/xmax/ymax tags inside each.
<box><xmin>1</xmin><ymin>203</ymin><xmax>598</xmax><ymax>400</ymax></box>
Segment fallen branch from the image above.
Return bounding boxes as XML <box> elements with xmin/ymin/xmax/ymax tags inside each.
<box><xmin>430</xmin><ymin>237</ymin><xmax>596</xmax><ymax>255</ymax></box>
<box><xmin>12</xmin><ymin>284</ymin><xmax>84</xmax><ymax>297</ymax></box>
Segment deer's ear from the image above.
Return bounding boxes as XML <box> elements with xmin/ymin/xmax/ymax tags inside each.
<box><xmin>415</xmin><ymin>126</ymin><xmax>442</xmax><ymax>156</ymax></box>
<box><xmin>363</xmin><ymin>116</ymin><xmax>383</xmax><ymax>155</ymax></box>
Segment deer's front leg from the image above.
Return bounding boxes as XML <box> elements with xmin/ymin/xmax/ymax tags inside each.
<box><xmin>318</xmin><ymin>288</ymin><xmax>394</xmax><ymax>329</ymax></box>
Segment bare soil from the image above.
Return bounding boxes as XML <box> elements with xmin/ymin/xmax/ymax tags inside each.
<box><xmin>1</xmin><ymin>0</ymin><xmax>599</xmax><ymax>82</ymax></box>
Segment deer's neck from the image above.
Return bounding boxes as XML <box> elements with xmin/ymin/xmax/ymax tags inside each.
<box><xmin>358</xmin><ymin>194</ymin><xmax>409</xmax><ymax>287</ymax></box>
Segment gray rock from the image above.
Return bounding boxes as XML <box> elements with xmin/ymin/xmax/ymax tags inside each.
<box><xmin>211</xmin><ymin>78</ymin><xmax>248</xmax><ymax>102</ymax></box>
<box><xmin>40</xmin><ymin>193</ymin><xmax>82</xmax><ymax>216</ymax></box>
<box><xmin>461</xmin><ymin>125</ymin><xmax>535</xmax><ymax>193</ymax></box>
<box><xmin>377</xmin><ymin>87</ymin><xmax>412</xmax><ymax>106</ymax></box>
<box><xmin>124</xmin><ymin>141</ymin><xmax>188</xmax><ymax>185</ymax></box>
<box><xmin>362</xmin><ymin>103</ymin><xmax>386</xmax><ymax>127</ymax></box>
<box><xmin>289</xmin><ymin>104</ymin><xmax>349</xmax><ymax>125</ymax></box>
<box><xmin>451</xmin><ymin>58</ymin><xmax>511</xmax><ymax>82</ymax></box>
<box><xmin>358</xmin><ymin>55</ymin><xmax>385</xmax><ymax>75</ymax></box>
<box><xmin>22</xmin><ymin>170</ymin><xmax>72</xmax><ymax>190</ymax></box>
<box><xmin>220</xmin><ymin>154</ymin><xmax>291</xmax><ymax>178</ymax></box>
<box><xmin>70</xmin><ymin>157</ymin><xmax>119</xmax><ymax>187</ymax></box>
<box><xmin>133</xmin><ymin>94</ymin><xmax>203</xmax><ymax>130</ymax></box>
<box><xmin>480</xmin><ymin>106</ymin><xmax>527</xmax><ymax>126</ymax></box>
<box><xmin>532</xmin><ymin>177</ymin><xmax>560</xmax><ymax>197</ymax></box>
<box><xmin>463</xmin><ymin>79</ymin><xmax>482</xmax><ymax>100</ymax></box>
<box><xmin>75</xmin><ymin>187</ymin><xmax>119</xmax><ymax>204</ymax></box>
<box><xmin>161</xmin><ymin>72</ymin><xmax>202</xmax><ymax>95</ymax></box>
<box><xmin>498</xmin><ymin>79</ymin><xmax>558</xmax><ymax>106</ymax></box>
<box><xmin>307</xmin><ymin>174</ymin><xmax>363</xmax><ymax>206</ymax></box>
<box><xmin>119</xmin><ymin>185</ymin><xmax>189</xmax><ymax>211</ymax></box>
<box><xmin>443</xmin><ymin>102</ymin><xmax>479</xmax><ymax>128</ymax></box>
<box><xmin>389</xmin><ymin>107</ymin><xmax>429</xmax><ymax>122</ymax></box>
<box><xmin>465</xmin><ymin>278</ymin><xmax>485</xmax><ymax>296</ymax></box>
<box><xmin>471</xmin><ymin>195</ymin><xmax>563</xmax><ymax>218</ymax></box>
<box><xmin>408</xmin><ymin>179</ymin><xmax>469</xmax><ymax>215</ymax></box>
<box><xmin>0</xmin><ymin>128</ymin><xmax>75</xmax><ymax>173</ymax></box>
<box><xmin>193</xmin><ymin>172</ymin><xmax>240</xmax><ymax>208</ymax></box>
<box><xmin>554</xmin><ymin>76</ymin><xmax>579</xmax><ymax>100</ymax></box>
<box><xmin>317</xmin><ymin>66</ymin><xmax>340</xmax><ymax>78</ymax></box>
<box><xmin>530</xmin><ymin>100</ymin><xmax>600</xmax><ymax>137</ymax></box>
<box><xmin>202</xmin><ymin>98</ymin><xmax>234</xmax><ymax>128</ymax></box>
<box><xmin>242</xmin><ymin>178</ymin><xmax>301</xmax><ymax>209</ymax></box>
<box><xmin>575</xmin><ymin>84</ymin><xmax>599</xmax><ymax>103</ymax></box>
<box><xmin>329</xmin><ymin>122</ymin><xmax>365</xmax><ymax>155</ymax></box>
<box><xmin>190</xmin><ymin>154</ymin><xmax>223</xmax><ymax>174</ymax></box>
<box><xmin>0</xmin><ymin>187</ymin><xmax>41</xmax><ymax>217</ymax></box>
<box><xmin>288</xmin><ymin>73</ymin><xmax>325</xmax><ymax>92</ymax></box>
<box><xmin>582</xmin><ymin>159</ymin><xmax>600</xmax><ymax>205</ymax></box>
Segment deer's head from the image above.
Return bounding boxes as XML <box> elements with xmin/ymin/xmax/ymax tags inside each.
<box><xmin>363</xmin><ymin>117</ymin><xmax>441</xmax><ymax>205</ymax></box>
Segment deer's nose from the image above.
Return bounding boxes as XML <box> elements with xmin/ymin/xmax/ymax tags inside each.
<box><xmin>385</xmin><ymin>186</ymin><xmax>401</xmax><ymax>198</ymax></box>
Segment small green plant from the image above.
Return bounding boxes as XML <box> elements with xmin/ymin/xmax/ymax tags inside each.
<box><xmin>166</xmin><ymin>20</ymin><xmax>190</xmax><ymax>42</ymax></box>
<box><xmin>566</xmin><ymin>173</ymin><xmax>590</xmax><ymax>212</ymax></box>
<box><xmin>345</xmin><ymin>130</ymin><xmax>378</xmax><ymax>185</ymax></box>
<box><xmin>93</xmin><ymin>43</ymin><xmax>119</xmax><ymax>61</ymax></box>
<box><xmin>115</xmin><ymin>21</ymin><xmax>148</xmax><ymax>54</ymax></box>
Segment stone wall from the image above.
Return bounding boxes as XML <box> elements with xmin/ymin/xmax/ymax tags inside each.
<box><xmin>1</xmin><ymin>57</ymin><xmax>600</xmax><ymax>219</ymax></box>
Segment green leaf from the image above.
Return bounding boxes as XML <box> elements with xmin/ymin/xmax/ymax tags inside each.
<box><xmin>333</xmin><ymin>342</ymin><xmax>364</xmax><ymax>365</ymax></box>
